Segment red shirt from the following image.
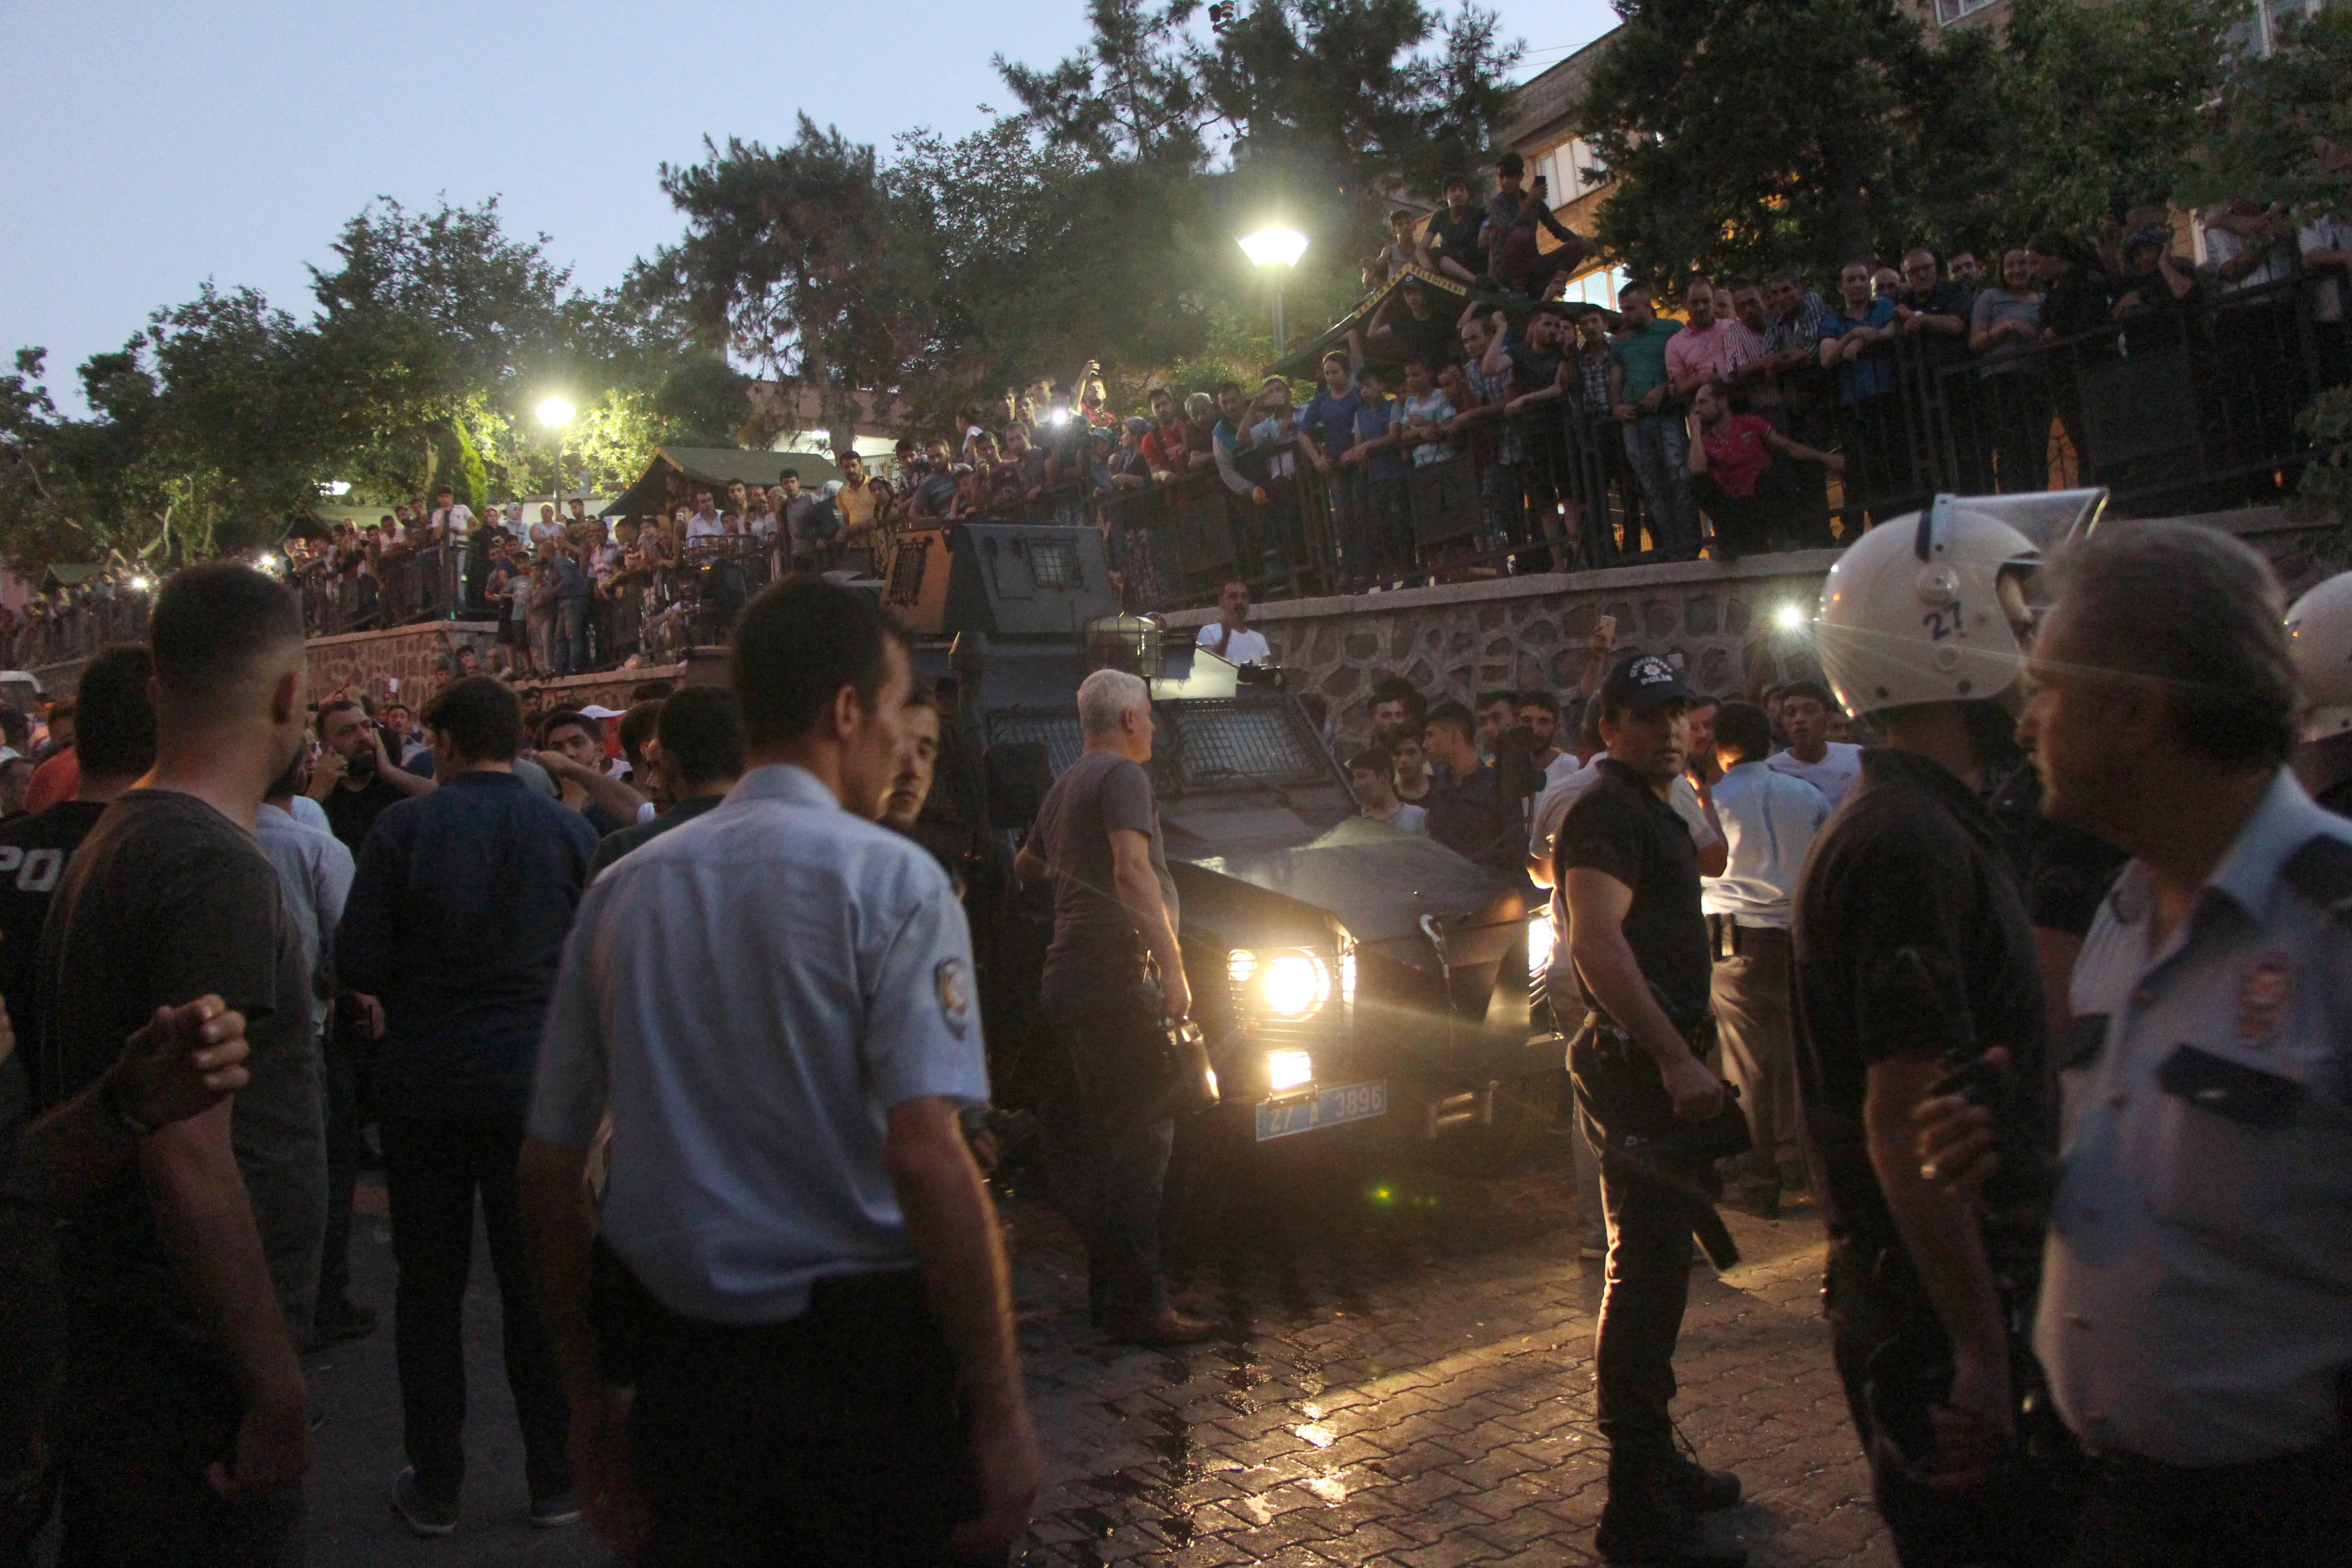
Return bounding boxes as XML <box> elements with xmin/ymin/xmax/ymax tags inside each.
<box><xmin>22</xmin><ymin>748</ymin><xmax>78</xmax><ymax>815</ymax></box>
<box><xmin>1140</xmin><ymin>421</ymin><xmax>1190</xmax><ymax>476</ymax></box>
<box><xmin>1700</xmin><ymin>413</ymin><xmax>1774</xmax><ymax>499</ymax></box>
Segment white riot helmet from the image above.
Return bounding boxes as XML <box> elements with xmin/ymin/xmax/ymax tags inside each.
<box><xmin>2286</xmin><ymin>570</ymin><xmax>2352</xmax><ymax>743</ymax></box>
<box><xmin>1814</xmin><ymin>490</ymin><xmax>2106</xmax><ymax>718</ymax></box>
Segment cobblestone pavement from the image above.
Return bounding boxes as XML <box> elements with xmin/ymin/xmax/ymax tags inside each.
<box><xmin>306</xmin><ymin>1130</ymin><xmax>1891</xmax><ymax>1567</ymax></box>
<box><xmin>1004</xmin><ymin>1126</ymin><xmax>1892</xmax><ymax>1568</ymax></box>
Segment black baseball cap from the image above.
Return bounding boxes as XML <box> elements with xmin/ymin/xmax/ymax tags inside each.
<box><xmin>1599</xmin><ymin>652</ymin><xmax>1696</xmax><ymax>717</ymax></box>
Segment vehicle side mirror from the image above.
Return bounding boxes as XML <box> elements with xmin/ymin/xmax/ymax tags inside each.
<box><xmin>984</xmin><ymin>742</ymin><xmax>1052</xmax><ymax>830</ymax></box>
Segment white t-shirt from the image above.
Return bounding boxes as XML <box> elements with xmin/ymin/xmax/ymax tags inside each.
<box><xmin>1196</xmin><ymin>622</ymin><xmax>1271</xmax><ymax>665</ymax></box>
<box><xmin>431</xmin><ymin>504</ymin><xmax>475</xmax><ymax>542</ymax></box>
<box><xmin>684</xmin><ymin>511</ymin><xmax>728</xmax><ymax>541</ymax></box>
<box><xmin>1765</xmin><ymin>741</ymin><xmax>1864</xmax><ymax>807</ymax></box>
<box><xmin>1365</xmin><ymin>800</ymin><xmax>1427</xmax><ymax>835</ymax></box>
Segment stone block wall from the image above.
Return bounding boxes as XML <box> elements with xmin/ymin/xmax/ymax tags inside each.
<box><xmin>1161</xmin><ymin>505</ymin><xmax>2345</xmax><ymax>744</ymax></box>
<box><xmin>1163</xmin><ymin>550</ymin><xmax>1842</xmax><ymax>740</ymax></box>
<box><xmin>306</xmin><ymin>623</ymin><xmax>504</xmax><ymax>702</ymax></box>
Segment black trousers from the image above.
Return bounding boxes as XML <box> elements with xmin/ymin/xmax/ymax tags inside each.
<box><xmin>1045</xmin><ymin>983</ymin><xmax>1175</xmax><ymax>1323</ymax></box>
<box><xmin>1692</xmin><ymin>462</ymin><xmax>1801</xmax><ymax>557</ymax></box>
<box><xmin>1569</xmin><ymin>1025</ymin><xmax>1700</xmax><ymax>1471</ymax></box>
<box><xmin>1824</xmin><ymin>1239</ymin><xmax>2081</xmax><ymax>1568</ymax></box>
<box><xmin>315</xmin><ymin>1021</ymin><xmax>361</xmax><ymax>1318</ymax></box>
<box><xmin>2061</xmin><ymin>1436</ymin><xmax>2351</xmax><ymax>1568</ymax></box>
<box><xmin>379</xmin><ymin>1114</ymin><xmax>570</xmax><ymax>1504</ymax></box>
<box><xmin>615</xmin><ymin>1263</ymin><xmax>980</xmax><ymax>1568</ymax></box>
<box><xmin>57</xmin><ymin>1340</ymin><xmax>303</xmax><ymax>1568</ymax></box>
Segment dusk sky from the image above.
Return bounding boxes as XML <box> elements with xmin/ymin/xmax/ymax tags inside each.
<box><xmin>3</xmin><ymin>0</ymin><xmax>1617</xmax><ymax>412</ymax></box>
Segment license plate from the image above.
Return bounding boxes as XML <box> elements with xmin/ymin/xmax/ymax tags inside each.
<box><xmin>1255</xmin><ymin>1079</ymin><xmax>1388</xmax><ymax>1141</ymax></box>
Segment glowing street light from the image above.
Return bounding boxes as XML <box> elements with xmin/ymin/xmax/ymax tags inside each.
<box><xmin>1238</xmin><ymin>225</ymin><xmax>1309</xmax><ymax>351</ymax></box>
<box><xmin>1775</xmin><ymin>603</ymin><xmax>1808</xmax><ymax>632</ymax></box>
<box><xmin>537</xmin><ymin>396</ymin><xmax>579</xmax><ymax>527</ymax></box>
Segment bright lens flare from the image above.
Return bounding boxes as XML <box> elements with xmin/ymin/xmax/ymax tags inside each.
<box><xmin>1238</xmin><ymin>225</ymin><xmax>1309</xmax><ymax>269</ymax></box>
<box><xmin>1261</xmin><ymin>953</ymin><xmax>1331</xmax><ymax>1019</ymax></box>
<box><xmin>1228</xmin><ymin>950</ymin><xmax>1259</xmax><ymax>985</ymax></box>
<box><xmin>1266</xmin><ymin>1049</ymin><xmax>1315</xmax><ymax>1093</ymax></box>
<box><xmin>536</xmin><ymin>397</ymin><xmax>577</xmax><ymax>429</ymax></box>
<box><xmin>1527</xmin><ymin>909</ymin><xmax>1556</xmax><ymax>974</ymax></box>
<box><xmin>1775</xmin><ymin>603</ymin><xmax>1807</xmax><ymax>632</ymax></box>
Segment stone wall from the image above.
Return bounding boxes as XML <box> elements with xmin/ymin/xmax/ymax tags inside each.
<box><xmin>1161</xmin><ymin>505</ymin><xmax>2344</xmax><ymax>742</ymax></box>
<box><xmin>1162</xmin><ymin>549</ymin><xmax>1842</xmax><ymax>739</ymax></box>
<box><xmin>305</xmin><ymin>623</ymin><xmax>504</xmax><ymax>702</ymax></box>
<box><xmin>305</xmin><ymin>622</ymin><xmax>684</xmax><ymax>712</ymax></box>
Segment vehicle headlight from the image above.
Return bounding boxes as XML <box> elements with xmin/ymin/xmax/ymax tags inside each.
<box><xmin>1528</xmin><ymin>909</ymin><xmax>1556</xmax><ymax>974</ymax></box>
<box><xmin>1266</xmin><ymin>1049</ymin><xmax>1314</xmax><ymax>1092</ymax></box>
<box><xmin>1229</xmin><ymin>947</ymin><xmax>1333</xmax><ymax>1019</ymax></box>
<box><xmin>1261</xmin><ymin>952</ymin><xmax>1331</xmax><ymax>1019</ymax></box>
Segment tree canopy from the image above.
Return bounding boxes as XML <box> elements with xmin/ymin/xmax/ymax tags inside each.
<box><xmin>1578</xmin><ymin>0</ymin><xmax>2238</xmax><ymax>290</ymax></box>
<box><xmin>0</xmin><ymin>198</ymin><xmax>742</xmax><ymax>572</ymax></box>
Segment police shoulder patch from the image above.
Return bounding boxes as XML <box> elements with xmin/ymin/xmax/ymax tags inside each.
<box><xmin>935</xmin><ymin>957</ymin><xmax>971</xmax><ymax>1038</ymax></box>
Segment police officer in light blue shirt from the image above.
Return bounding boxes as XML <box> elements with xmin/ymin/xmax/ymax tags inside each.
<box><xmin>519</xmin><ymin>578</ymin><xmax>1041</xmax><ymax>1565</ymax></box>
<box><xmin>1923</xmin><ymin>520</ymin><xmax>2352</xmax><ymax>1568</ymax></box>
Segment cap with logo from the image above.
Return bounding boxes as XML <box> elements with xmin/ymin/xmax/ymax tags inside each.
<box><xmin>1598</xmin><ymin>652</ymin><xmax>1697</xmax><ymax>717</ymax></box>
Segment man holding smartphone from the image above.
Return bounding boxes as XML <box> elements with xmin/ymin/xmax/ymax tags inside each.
<box><xmin>309</xmin><ymin>698</ymin><xmax>435</xmax><ymax>859</ymax></box>
<box><xmin>1481</xmin><ymin>151</ymin><xmax>1588</xmax><ymax>299</ymax></box>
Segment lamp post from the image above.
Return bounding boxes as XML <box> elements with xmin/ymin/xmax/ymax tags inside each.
<box><xmin>536</xmin><ymin>396</ymin><xmax>577</xmax><ymax>514</ymax></box>
<box><xmin>1238</xmin><ymin>226</ymin><xmax>1308</xmax><ymax>353</ymax></box>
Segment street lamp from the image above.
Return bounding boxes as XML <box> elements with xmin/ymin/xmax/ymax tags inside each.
<box><xmin>537</xmin><ymin>397</ymin><xmax>577</xmax><ymax>518</ymax></box>
<box><xmin>1238</xmin><ymin>225</ymin><xmax>1309</xmax><ymax>353</ymax></box>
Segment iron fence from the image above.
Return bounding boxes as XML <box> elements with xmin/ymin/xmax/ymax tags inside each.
<box><xmin>249</xmin><ymin>265</ymin><xmax>2348</xmax><ymax>671</ymax></box>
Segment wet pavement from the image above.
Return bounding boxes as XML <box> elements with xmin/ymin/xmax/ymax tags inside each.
<box><xmin>306</xmin><ymin>1129</ymin><xmax>1891</xmax><ymax>1566</ymax></box>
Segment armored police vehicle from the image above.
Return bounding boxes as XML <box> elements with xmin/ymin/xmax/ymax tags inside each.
<box><xmin>870</xmin><ymin>519</ymin><xmax>1565</xmax><ymax>1173</ymax></box>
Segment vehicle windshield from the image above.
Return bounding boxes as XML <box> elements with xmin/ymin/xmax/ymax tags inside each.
<box><xmin>986</xmin><ymin>696</ymin><xmax>1336</xmax><ymax>798</ymax></box>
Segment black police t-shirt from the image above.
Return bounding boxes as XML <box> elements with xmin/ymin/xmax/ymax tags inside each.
<box><xmin>1557</xmin><ymin>759</ymin><xmax>1711</xmax><ymax>1019</ymax></box>
<box><xmin>0</xmin><ymin>800</ymin><xmax>109</xmax><ymax>1053</ymax></box>
<box><xmin>1792</xmin><ymin>749</ymin><xmax>2050</xmax><ymax>1258</ymax></box>
<box><xmin>32</xmin><ymin>789</ymin><xmax>322</xmax><ymax>1350</ymax></box>
<box><xmin>323</xmin><ymin>772</ymin><xmax>404</xmax><ymax>858</ymax></box>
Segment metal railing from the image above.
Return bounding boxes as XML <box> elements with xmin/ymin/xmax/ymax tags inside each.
<box><xmin>8</xmin><ymin>594</ymin><xmax>150</xmax><ymax>671</ymax></box>
<box><xmin>248</xmin><ymin>264</ymin><xmax>2347</xmax><ymax>668</ymax></box>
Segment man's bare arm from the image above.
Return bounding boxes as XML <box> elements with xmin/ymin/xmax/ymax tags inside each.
<box><xmin>537</xmin><ymin>752</ymin><xmax>649</xmax><ymax>821</ymax></box>
<box><xmin>1110</xmin><ymin>828</ymin><xmax>1187</xmax><ymax>1018</ymax></box>
<box><xmin>886</xmin><ymin>1096</ymin><xmax>1042</xmax><ymax>1559</ymax></box>
<box><xmin>1564</xmin><ymin>867</ymin><xmax>1721</xmax><ymax>1119</ymax></box>
<box><xmin>1866</xmin><ymin>1055</ymin><xmax>2013</xmax><ymax>1456</ymax></box>
<box><xmin>143</xmin><ymin>1101</ymin><xmax>311</xmax><ymax>1494</ymax></box>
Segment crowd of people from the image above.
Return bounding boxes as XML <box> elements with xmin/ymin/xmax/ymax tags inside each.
<box><xmin>0</xmin><ymin>491</ymin><xmax>2344</xmax><ymax>1568</ymax></box>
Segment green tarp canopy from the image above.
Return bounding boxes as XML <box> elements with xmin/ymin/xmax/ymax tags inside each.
<box><xmin>1266</xmin><ymin>264</ymin><xmax>1612</xmax><ymax>381</ymax></box>
<box><xmin>602</xmin><ymin>445</ymin><xmax>843</xmax><ymax>519</ymax></box>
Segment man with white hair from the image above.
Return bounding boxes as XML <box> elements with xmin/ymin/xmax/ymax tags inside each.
<box><xmin>1014</xmin><ymin>669</ymin><xmax>1214</xmax><ymax>1346</ymax></box>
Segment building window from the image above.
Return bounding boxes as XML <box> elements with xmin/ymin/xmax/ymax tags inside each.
<box><xmin>1560</xmin><ymin>265</ymin><xmax>1630</xmax><ymax>311</ymax></box>
<box><xmin>1934</xmin><ymin>0</ymin><xmax>2001</xmax><ymax>23</ymax></box>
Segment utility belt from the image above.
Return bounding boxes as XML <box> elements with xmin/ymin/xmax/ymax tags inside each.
<box><xmin>1571</xmin><ymin>1006</ymin><xmax>1753</xmax><ymax>1269</ymax></box>
<box><xmin>588</xmin><ymin>1237</ymin><xmax>934</xmax><ymax>1391</ymax></box>
<box><xmin>1705</xmin><ymin>914</ymin><xmax>1789</xmax><ymax>962</ymax></box>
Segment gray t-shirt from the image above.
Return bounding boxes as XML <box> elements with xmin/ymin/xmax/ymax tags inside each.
<box><xmin>32</xmin><ymin>789</ymin><xmax>324</xmax><ymax>1351</ymax></box>
<box><xmin>1971</xmin><ymin>287</ymin><xmax>2047</xmax><ymax>376</ymax></box>
<box><xmin>1033</xmin><ymin>750</ymin><xmax>1178</xmax><ymax>1000</ymax></box>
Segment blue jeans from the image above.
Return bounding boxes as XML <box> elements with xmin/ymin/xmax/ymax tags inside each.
<box><xmin>1622</xmin><ymin>413</ymin><xmax>1697</xmax><ymax>557</ymax></box>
